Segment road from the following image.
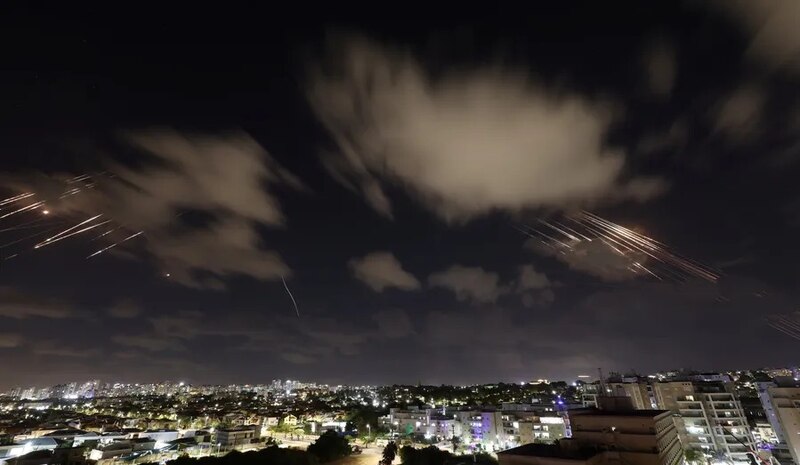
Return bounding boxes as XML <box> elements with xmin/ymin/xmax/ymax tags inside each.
<box><xmin>329</xmin><ymin>447</ymin><xmax>384</xmax><ymax>465</ymax></box>
<box><xmin>275</xmin><ymin>438</ymin><xmax>385</xmax><ymax>465</ymax></box>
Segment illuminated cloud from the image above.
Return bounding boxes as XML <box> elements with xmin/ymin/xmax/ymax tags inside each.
<box><xmin>715</xmin><ymin>0</ymin><xmax>800</xmax><ymax>74</ymax></box>
<box><xmin>1</xmin><ymin>130</ymin><xmax>300</xmax><ymax>289</ymax></box>
<box><xmin>713</xmin><ymin>86</ymin><xmax>765</xmax><ymax>141</ymax></box>
<box><xmin>0</xmin><ymin>333</ymin><xmax>22</xmax><ymax>348</ymax></box>
<box><xmin>428</xmin><ymin>265</ymin><xmax>506</xmax><ymax>304</ymax></box>
<box><xmin>527</xmin><ymin>238</ymin><xmax>644</xmax><ymax>282</ymax></box>
<box><xmin>309</xmin><ymin>37</ymin><xmax>663</xmax><ymax>221</ymax></box>
<box><xmin>349</xmin><ymin>251</ymin><xmax>421</xmax><ymax>292</ymax></box>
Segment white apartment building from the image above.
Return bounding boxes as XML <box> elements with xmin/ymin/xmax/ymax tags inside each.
<box><xmin>675</xmin><ymin>391</ymin><xmax>755</xmax><ymax>463</ymax></box>
<box><xmin>758</xmin><ymin>381</ymin><xmax>800</xmax><ymax>465</ymax></box>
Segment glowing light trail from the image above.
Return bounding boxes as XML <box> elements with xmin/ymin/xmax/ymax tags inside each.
<box><xmin>281</xmin><ymin>276</ymin><xmax>301</xmax><ymax>318</ymax></box>
<box><xmin>86</xmin><ymin>231</ymin><xmax>143</xmax><ymax>258</ymax></box>
<box><xmin>522</xmin><ymin>211</ymin><xmax>720</xmax><ymax>283</ymax></box>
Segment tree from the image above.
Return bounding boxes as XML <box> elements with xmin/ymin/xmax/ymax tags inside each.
<box><xmin>382</xmin><ymin>441</ymin><xmax>399</xmax><ymax>464</ymax></box>
<box><xmin>361</xmin><ymin>435</ymin><xmax>375</xmax><ymax>448</ymax></box>
<box><xmin>307</xmin><ymin>431</ymin><xmax>352</xmax><ymax>463</ymax></box>
<box><xmin>154</xmin><ymin>445</ymin><xmax>319</xmax><ymax>465</ymax></box>
<box><xmin>685</xmin><ymin>449</ymin><xmax>703</xmax><ymax>464</ymax></box>
<box><xmin>399</xmin><ymin>445</ymin><xmax>452</xmax><ymax>465</ymax></box>
<box><xmin>450</xmin><ymin>436</ymin><xmax>461</xmax><ymax>454</ymax></box>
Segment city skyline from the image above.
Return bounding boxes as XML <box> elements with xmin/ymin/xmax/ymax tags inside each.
<box><xmin>1</xmin><ymin>3</ymin><xmax>800</xmax><ymax>388</ymax></box>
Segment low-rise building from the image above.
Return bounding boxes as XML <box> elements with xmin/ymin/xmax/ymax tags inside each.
<box><xmin>89</xmin><ymin>442</ymin><xmax>133</xmax><ymax>461</ymax></box>
<box><xmin>215</xmin><ymin>425</ymin><xmax>260</xmax><ymax>449</ymax></box>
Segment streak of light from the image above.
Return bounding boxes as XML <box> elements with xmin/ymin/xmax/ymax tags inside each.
<box><xmin>632</xmin><ymin>261</ymin><xmax>662</xmax><ymax>280</ymax></box>
<box><xmin>39</xmin><ymin>214</ymin><xmax>103</xmax><ymax>244</ymax></box>
<box><xmin>518</xmin><ymin>225</ymin><xmax>572</xmax><ymax>249</ymax></box>
<box><xmin>552</xmin><ymin>219</ymin><xmax>593</xmax><ymax>241</ymax></box>
<box><xmin>0</xmin><ymin>226</ymin><xmax>64</xmax><ymax>249</ymax></box>
<box><xmin>59</xmin><ymin>187</ymin><xmax>82</xmax><ymax>199</ymax></box>
<box><xmin>767</xmin><ymin>321</ymin><xmax>800</xmax><ymax>341</ymax></box>
<box><xmin>0</xmin><ymin>201</ymin><xmax>45</xmax><ymax>219</ymax></box>
<box><xmin>767</xmin><ymin>314</ymin><xmax>800</xmax><ymax>337</ymax></box>
<box><xmin>538</xmin><ymin>219</ymin><xmax>579</xmax><ymax>242</ymax></box>
<box><xmin>0</xmin><ymin>192</ymin><xmax>35</xmax><ymax>206</ymax></box>
<box><xmin>67</xmin><ymin>174</ymin><xmax>92</xmax><ymax>183</ymax></box>
<box><xmin>281</xmin><ymin>276</ymin><xmax>301</xmax><ymax>318</ymax></box>
<box><xmin>34</xmin><ymin>220</ymin><xmax>111</xmax><ymax>249</ymax></box>
<box><xmin>86</xmin><ymin>231</ymin><xmax>143</xmax><ymax>258</ymax></box>
<box><xmin>91</xmin><ymin>227</ymin><xmax>119</xmax><ymax>241</ymax></box>
<box><xmin>525</xmin><ymin>211</ymin><xmax>720</xmax><ymax>283</ymax></box>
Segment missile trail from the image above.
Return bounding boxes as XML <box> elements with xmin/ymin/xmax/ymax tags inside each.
<box><xmin>87</xmin><ymin>231</ymin><xmax>143</xmax><ymax>258</ymax></box>
<box><xmin>34</xmin><ymin>220</ymin><xmax>111</xmax><ymax>249</ymax></box>
<box><xmin>281</xmin><ymin>276</ymin><xmax>301</xmax><ymax>318</ymax></box>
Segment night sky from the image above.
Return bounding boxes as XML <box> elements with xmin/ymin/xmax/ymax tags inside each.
<box><xmin>1</xmin><ymin>3</ymin><xmax>800</xmax><ymax>389</ymax></box>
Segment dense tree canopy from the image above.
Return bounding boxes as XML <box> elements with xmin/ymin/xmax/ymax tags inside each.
<box><xmin>307</xmin><ymin>431</ymin><xmax>352</xmax><ymax>463</ymax></box>
<box><xmin>154</xmin><ymin>446</ymin><xmax>318</xmax><ymax>465</ymax></box>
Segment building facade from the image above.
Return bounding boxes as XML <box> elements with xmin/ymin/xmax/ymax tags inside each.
<box><xmin>215</xmin><ymin>425</ymin><xmax>260</xmax><ymax>449</ymax></box>
<box><xmin>499</xmin><ymin>404</ymin><xmax>682</xmax><ymax>465</ymax></box>
<box><xmin>758</xmin><ymin>381</ymin><xmax>800</xmax><ymax>465</ymax></box>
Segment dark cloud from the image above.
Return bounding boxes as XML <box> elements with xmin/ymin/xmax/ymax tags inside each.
<box><xmin>516</xmin><ymin>265</ymin><xmax>554</xmax><ymax>308</ymax></box>
<box><xmin>644</xmin><ymin>38</ymin><xmax>677</xmax><ymax>97</ymax></box>
<box><xmin>111</xmin><ymin>334</ymin><xmax>186</xmax><ymax>352</ymax></box>
<box><xmin>521</xmin><ymin>289</ymin><xmax>556</xmax><ymax>308</ymax></box>
<box><xmin>713</xmin><ymin>85</ymin><xmax>765</xmax><ymax>141</ymax></box>
<box><xmin>372</xmin><ymin>309</ymin><xmax>414</xmax><ymax>338</ymax></box>
<box><xmin>428</xmin><ymin>265</ymin><xmax>507</xmax><ymax>304</ymax></box>
<box><xmin>348</xmin><ymin>251</ymin><xmax>421</xmax><ymax>292</ymax></box>
<box><xmin>33</xmin><ymin>343</ymin><xmax>101</xmax><ymax>358</ymax></box>
<box><xmin>0</xmin><ymin>287</ymin><xmax>80</xmax><ymax>319</ymax></box>
<box><xmin>107</xmin><ymin>300</ymin><xmax>142</xmax><ymax>319</ymax></box>
<box><xmin>517</xmin><ymin>265</ymin><xmax>551</xmax><ymax>291</ymax></box>
<box><xmin>411</xmin><ymin>276</ymin><xmax>795</xmax><ymax>382</ymax></box>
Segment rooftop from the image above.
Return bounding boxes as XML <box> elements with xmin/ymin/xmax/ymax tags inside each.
<box><xmin>217</xmin><ymin>426</ymin><xmax>257</xmax><ymax>432</ymax></box>
<box><xmin>498</xmin><ymin>443</ymin><xmax>597</xmax><ymax>460</ymax></box>
<box><xmin>570</xmin><ymin>408</ymin><xmax>671</xmax><ymax>418</ymax></box>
